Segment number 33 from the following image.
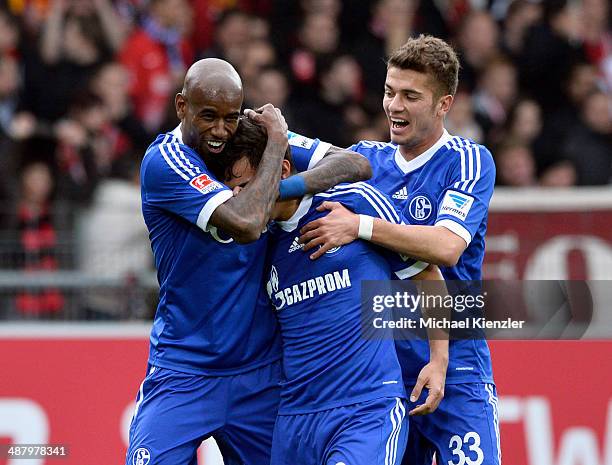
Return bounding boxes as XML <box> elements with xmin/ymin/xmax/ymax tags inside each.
<box><xmin>448</xmin><ymin>432</ymin><xmax>484</xmax><ymax>465</ymax></box>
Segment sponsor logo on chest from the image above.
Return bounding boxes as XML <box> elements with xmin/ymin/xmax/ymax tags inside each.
<box><xmin>267</xmin><ymin>266</ymin><xmax>352</xmax><ymax>310</ymax></box>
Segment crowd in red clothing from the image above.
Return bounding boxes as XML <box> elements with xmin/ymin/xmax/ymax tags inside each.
<box><xmin>0</xmin><ymin>0</ymin><xmax>610</xmax><ymax>317</ymax></box>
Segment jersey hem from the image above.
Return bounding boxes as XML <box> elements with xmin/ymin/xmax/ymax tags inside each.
<box><xmin>403</xmin><ymin>375</ymin><xmax>495</xmax><ymax>386</ymax></box>
<box><xmin>277</xmin><ymin>389</ymin><xmax>406</xmax><ymax>415</ymax></box>
<box><xmin>148</xmin><ymin>353</ymin><xmax>281</xmax><ymax>377</ymax></box>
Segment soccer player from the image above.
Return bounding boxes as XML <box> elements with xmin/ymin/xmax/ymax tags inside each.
<box><xmin>222</xmin><ymin>118</ymin><xmax>447</xmax><ymax>465</ymax></box>
<box><xmin>294</xmin><ymin>36</ymin><xmax>501</xmax><ymax>465</ymax></box>
<box><xmin>126</xmin><ymin>58</ymin><xmax>371</xmax><ymax>465</ymax></box>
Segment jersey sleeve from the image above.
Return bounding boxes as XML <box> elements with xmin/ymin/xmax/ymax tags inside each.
<box><xmin>287</xmin><ymin>130</ymin><xmax>331</xmax><ymax>172</ymax></box>
<box><xmin>314</xmin><ymin>182</ymin><xmax>428</xmax><ymax>279</ymax></box>
<box><xmin>141</xmin><ymin>137</ymin><xmax>233</xmax><ymax>231</ymax></box>
<box><xmin>435</xmin><ymin>143</ymin><xmax>496</xmax><ymax>245</ymax></box>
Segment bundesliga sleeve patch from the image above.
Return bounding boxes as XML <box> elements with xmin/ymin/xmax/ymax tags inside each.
<box><xmin>189</xmin><ymin>173</ymin><xmax>223</xmax><ymax>195</ymax></box>
<box><xmin>439</xmin><ymin>190</ymin><xmax>474</xmax><ymax>221</ymax></box>
<box><xmin>288</xmin><ymin>134</ymin><xmax>315</xmax><ymax>150</ymax></box>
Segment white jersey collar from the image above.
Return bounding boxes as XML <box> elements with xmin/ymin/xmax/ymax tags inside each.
<box><xmin>277</xmin><ymin>195</ymin><xmax>314</xmax><ymax>232</ymax></box>
<box><xmin>171</xmin><ymin>125</ymin><xmax>184</xmax><ymax>143</ymax></box>
<box><xmin>394</xmin><ymin>129</ymin><xmax>452</xmax><ymax>174</ymax></box>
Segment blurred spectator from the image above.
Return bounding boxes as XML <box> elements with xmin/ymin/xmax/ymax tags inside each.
<box><xmin>0</xmin><ymin>7</ymin><xmax>21</xmax><ymax>57</ymax></box>
<box><xmin>54</xmin><ymin>91</ymin><xmax>108</xmax><ymax>204</ymax></box>
<box><xmin>292</xmin><ymin>53</ymin><xmax>366</xmax><ymax>146</ymax></box>
<box><xmin>504</xmin><ymin>99</ymin><xmax>543</xmax><ymax>146</ymax></box>
<box><xmin>289</xmin><ymin>11</ymin><xmax>341</xmax><ymax>99</ymax></box>
<box><xmin>352</xmin><ymin>0</ymin><xmax>414</xmax><ymax>105</ymax></box>
<box><xmin>456</xmin><ymin>10</ymin><xmax>500</xmax><ymax>92</ymax></box>
<box><xmin>518</xmin><ymin>0</ymin><xmax>586</xmax><ymax>112</ymax></box>
<box><xmin>582</xmin><ymin>0</ymin><xmax>611</xmax><ymax>86</ymax></box>
<box><xmin>248</xmin><ymin>66</ymin><xmax>295</xmax><ymax>126</ymax></box>
<box><xmin>372</xmin><ymin>111</ymin><xmax>391</xmax><ymax>141</ymax></box>
<box><xmin>536</xmin><ymin>61</ymin><xmax>600</xmax><ymax>173</ymax></box>
<box><xmin>473</xmin><ymin>55</ymin><xmax>518</xmax><ymax>143</ymax></box>
<box><xmin>77</xmin><ymin>156</ymin><xmax>151</xmax><ymax>319</ymax></box>
<box><xmin>21</xmin><ymin>0</ymin><xmax>119</xmax><ymax>122</ymax></box>
<box><xmin>561</xmin><ymin>90</ymin><xmax>612</xmax><ymax>185</ymax></box>
<box><xmin>0</xmin><ymin>55</ymin><xmax>20</xmax><ymax>138</ymax></box>
<box><xmin>500</xmin><ymin>0</ymin><xmax>541</xmax><ymax>59</ymax></box>
<box><xmin>494</xmin><ymin>138</ymin><xmax>537</xmax><ymax>187</ymax></box>
<box><xmin>540</xmin><ymin>160</ymin><xmax>577</xmax><ymax>187</ymax></box>
<box><xmin>6</xmin><ymin>0</ymin><xmax>48</xmax><ymax>37</ymax></box>
<box><xmin>14</xmin><ymin>156</ymin><xmax>64</xmax><ymax>317</ymax></box>
<box><xmin>200</xmin><ymin>8</ymin><xmax>251</xmax><ymax>65</ymax></box>
<box><xmin>445</xmin><ymin>91</ymin><xmax>484</xmax><ymax>143</ymax></box>
<box><xmin>190</xmin><ymin>0</ymin><xmax>270</xmax><ymax>55</ymax></box>
<box><xmin>249</xmin><ymin>14</ymin><xmax>270</xmax><ymax>41</ymax></box>
<box><xmin>352</xmin><ymin>121</ymin><xmax>388</xmax><ymax>144</ymax></box>
<box><xmin>118</xmin><ymin>0</ymin><xmax>194</xmax><ymax>132</ymax></box>
<box><xmin>301</xmin><ymin>0</ymin><xmax>341</xmax><ymax>16</ymax></box>
<box><xmin>238</xmin><ymin>39</ymin><xmax>277</xmax><ymax>105</ymax></box>
<box><xmin>89</xmin><ymin>61</ymin><xmax>151</xmax><ymax>157</ymax></box>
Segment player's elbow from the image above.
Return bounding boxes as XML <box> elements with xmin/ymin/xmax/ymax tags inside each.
<box><xmin>437</xmin><ymin>246</ymin><xmax>462</xmax><ymax>267</ymax></box>
<box><xmin>231</xmin><ymin>218</ymin><xmax>265</xmax><ymax>244</ymax></box>
<box><xmin>232</xmin><ymin>224</ymin><xmax>262</xmax><ymax>244</ymax></box>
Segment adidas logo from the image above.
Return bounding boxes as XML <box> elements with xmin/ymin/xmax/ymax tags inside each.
<box><xmin>288</xmin><ymin>237</ymin><xmax>304</xmax><ymax>253</ymax></box>
<box><xmin>392</xmin><ymin>187</ymin><xmax>408</xmax><ymax>200</ymax></box>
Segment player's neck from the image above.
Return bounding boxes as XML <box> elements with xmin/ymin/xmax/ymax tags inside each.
<box><xmin>273</xmin><ymin>198</ymin><xmax>302</xmax><ymax>221</ymax></box>
<box><xmin>398</xmin><ymin>126</ymin><xmax>445</xmax><ymax>161</ymax></box>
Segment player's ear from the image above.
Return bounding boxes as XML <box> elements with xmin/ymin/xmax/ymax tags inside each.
<box><xmin>281</xmin><ymin>159</ymin><xmax>291</xmax><ymax>179</ymax></box>
<box><xmin>437</xmin><ymin>94</ymin><xmax>453</xmax><ymax>118</ymax></box>
<box><xmin>176</xmin><ymin>93</ymin><xmax>187</xmax><ymax>119</ymax></box>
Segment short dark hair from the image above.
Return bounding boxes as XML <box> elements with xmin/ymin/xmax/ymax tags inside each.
<box><xmin>387</xmin><ymin>35</ymin><xmax>460</xmax><ymax>98</ymax></box>
<box><xmin>222</xmin><ymin>118</ymin><xmax>293</xmax><ymax>181</ymax></box>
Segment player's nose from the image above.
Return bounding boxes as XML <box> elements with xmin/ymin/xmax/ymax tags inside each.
<box><xmin>387</xmin><ymin>94</ymin><xmax>405</xmax><ymax>113</ymax></box>
<box><xmin>211</xmin><ymin>120</ymin><xmax>229</xmax><ymax>139</ymax></box>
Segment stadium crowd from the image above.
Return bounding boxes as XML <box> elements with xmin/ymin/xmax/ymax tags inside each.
<box><xmin>0</xmin><ymin>0</ymin><xmax>610</xmax><ymax>318</ymax></box>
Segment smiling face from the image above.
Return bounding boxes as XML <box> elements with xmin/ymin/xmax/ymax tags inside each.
<box><xmin>383</xmin><ymin>66</ymin><xmax>452</xmax><ymax>157</ymax></box>
<box><xmin>176</xmin><ymin>85</ymin><xmax>242</xmax><ymax>157</ymax></box>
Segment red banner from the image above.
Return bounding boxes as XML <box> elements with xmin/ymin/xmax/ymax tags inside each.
<box><xmin>486</xmin><ymin>199</ymin><xmax>612</xmax><ymax>280</ymax></box>
<box><xmin>0</xmin><ymin>330</ymin><xmax>610</xmax><ymax>465</ymax></box>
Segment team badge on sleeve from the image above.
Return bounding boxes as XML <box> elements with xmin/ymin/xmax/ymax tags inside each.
<box><xmin>189</xmin><ymin>174</ymin><xmax>222</xmax><ymax>195</ymax></box>
<box><xmin>288</xmin><ymin>134</ymin><xmax>315</xmax><ymax>150</ymax></box>
<box><xmin>440</xmin><ymin>190</ymin><xmax>474</xmax><ymax>220</ymax></box>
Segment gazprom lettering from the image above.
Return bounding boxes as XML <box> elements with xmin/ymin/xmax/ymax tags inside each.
<box><xmin>273</xmin><ymin>269</ymin><xmax>351</xmax><ymax>310</ymax></box>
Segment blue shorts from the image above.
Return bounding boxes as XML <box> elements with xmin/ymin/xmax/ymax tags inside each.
<box><xmin>125</xmin><ymin>361</ymin><xmax>281</xmax><ymax>465</ymax></box>
<box><xmin>271</xmin><ymin>397</ymin><xmax>408</xmax><ymax>465</ymax></box>
<box><xmin>402</xmin><ymin>383</ymin><xmax>501</xmax><ymax>465</ymax></box>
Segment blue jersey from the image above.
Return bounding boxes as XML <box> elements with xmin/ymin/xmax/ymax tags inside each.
<box><xmin>140</xmin><ymin>127</ymin><xmax>281</xmax><ymax>375</ymax></box>
<box><xmin>291</xmin><ymin>130</ymin><xmax>495</xmax><ymax>385</ymax></box>
<box><xmin>266</xmin><ymin>182</ymin><xmax>428</xmax><ymax>415</ymax></box>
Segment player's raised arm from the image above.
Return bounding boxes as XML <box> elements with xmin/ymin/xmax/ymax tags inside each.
<box><xmin>277</xmin><ymin>132</ymin><xmax>372</xmax><ymax>199</ymax></box>
<box><xmin>293</xmin><ymin>145</ymin><xmax>372</xmax><ymax>196</ymax></box>
<box><xmin>208</xmin><ymin>104</ymin><xmax>288</xmax><ymax>243</ymax></box>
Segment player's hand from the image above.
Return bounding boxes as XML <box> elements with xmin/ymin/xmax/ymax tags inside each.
<box><xmin>299</xmin><ymin>202</ymin><xmax>359</xmax><ymax>260</ymax></box>
<box><xmin>408</xmin><ymin>360</ymin><xmax>447</xmax><ymax>416</ymax></box>
<box><xmin>244</xmin><ymin>104</ymin><xmax>288</xmax><ymax>147</ymax></box>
